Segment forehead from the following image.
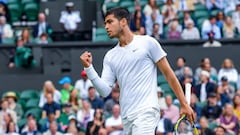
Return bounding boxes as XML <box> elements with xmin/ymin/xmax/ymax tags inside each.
<box><xmin>105</xmin><ymin>14</ymin><xmax>117</xmax><ymax>21</ymax></box>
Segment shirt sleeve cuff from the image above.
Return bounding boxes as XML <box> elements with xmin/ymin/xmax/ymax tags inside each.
<box><xmin>84</xmin><ymin>65</ymin><xmax>98</xmax><ymax>80</ymax></box>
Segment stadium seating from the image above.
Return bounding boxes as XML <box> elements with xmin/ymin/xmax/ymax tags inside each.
<box><xmin>157</xmin><ymin>75</ymin><xmax>167</xmax><ymax>85</ymax></box>
<box><xmin>23</xmin><ymin>3</ymin><xmax>39</xmax><ymax>21</ymax></box>
<box><xmin>19</xmin><ymin>89</ymin><xmax>40</xmax><ymax>100</ymax></box>
<box><xmin>7</xmin><ymin>0</ymin><xmax>19</xmax><ymax>4</ymax></box>
<box><xmin>8</xmin><ymin>4</ymin><xmax>22</xmax><ymax>22</ymax></box>
<box><xmin>25</xmin><ymin>99</ymin><xmax>40</xmax><ymax>110</ymax></box>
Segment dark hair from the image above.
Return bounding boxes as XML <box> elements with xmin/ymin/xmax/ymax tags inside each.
<box><xmin>94</xmin><ymin>109</ymin><xmax>103</xmax><ymax>121</ymax></box>
<box><xmin>209</xmin><ymin>15</ymin><xmax>216</xmax><ymax>20</ymax></box>
<box><xmin>105</xmin><ymin>7</ymin><xmax>131</xmax><ymax>25</ymax></box>
<box><xmin>177</xmin><ymin>56</ymin><xmax>186</xmax><ymax>63</ymax></box>
<box><xmin>215</xmin><ymin>125</ymin><xmax>226</xmax><ymax>132</ymax></box>
<box><xmin>6</xmin><ymin>121</ymin><xmax>15</xmax><ymax>133</ymax></box>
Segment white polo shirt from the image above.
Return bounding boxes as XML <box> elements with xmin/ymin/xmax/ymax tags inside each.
<box><xmin>59</xmin><ymin>11</ymin><xmax>81</xmax><ymax>30</ymax></box>
<box><xmin>101</xmin><ymin>35</ymin><xmax>167</xmax><ymax>118</ymax></box>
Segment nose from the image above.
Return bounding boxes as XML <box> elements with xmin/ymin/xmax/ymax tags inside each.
<box><xmin>105</xmin><ymin>24</ymin><xmax>109</xmax><ymax>30</ymax></box>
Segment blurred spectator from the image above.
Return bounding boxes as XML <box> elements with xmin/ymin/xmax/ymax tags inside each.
<box><xmin>59</xmin><ymin>76</ymin><xmax>77</xmax><ymax>104</ymax></box>
<box><xmin>35</xmin><ymin>33</ymin><xmax>51</xmax><ymax>44</ymax></box>
<box><xmin>69</xmin><ymin>90</ymin><xmax>82</xmax><ymax>113</ymax></box>
<box><xmin>130</xmin><ymin>10</ymin><xmax>146</xmax><ymax>34</ymax></box>
<box><xmin>179</xmin><ymin>67</ymin><xmax>196</xmax><ymax>88</ymax></box>
<box><xmin>21</xmin><ymin>28</ymin><xmax>33</xmax><ymax>44</ymax></box>
<box><xmin>194</xmin><ymin>70</ymin><xmax>217</xmax><ymax>102</ymax></box>
<box><xmin>0</xmin><ymin>99</ymin><xmax>17</xmax><ymax>125</ymax></box>
<box><xmin>0</xmin><ymin>2</ymin><xmax>11</xmax><ymax>23</ymax></box>
<box><xmin>0</xmin><ymin>16</ymin><xmax>13</xmax><ymax>39</ymax></box>
<box><xmin>203</xmin><ymin>31</ymin><xmax>222</xmax><ymax>47</ymax></box>
<box><xmin>218</xmin><ymin>58</ymin><xmax>238</xmax><ymax>84</ymax></box>
<box><xmin>59</xmin><ymin>2</ymin><xmax>81</xmax><ymax>41</ymax></box>
<box><xmin>167</xmin><ymin>20</ymin><xmax>181</xmax><ymax>39</ymax></box>
<box><xmin>157</xmin><ymin>87</ymin><xmax>167</xmax><ymax>110</ymax></box>
<box><xmin>143</xmin><ymin>0</ymin><xmax>160</xmax><ymax>17</ymax></box>
<box><xmin>155</xmin><ymin>106</ymin><xmax>173</xmax><ymax>135</ymax></box>
<box><xmin>233</xmin><ymin>94</ymin><xmax>240</xmax><ymax>120</ymax></box>
<box><xmin>104</xmin><ymin>87</ymin><xmax>120</xmax><ymax>117</ymax></box>
<box><xmin>174</xmin><ymin>56</ymin><xmax>193</xmax><ymax>80</ymax></box>
<box><xmin>98</xmin><ymin>128</ymin><xmax>108</xmax><ymax>135</ymax></box>
<box><xmin>223</xmin><ymin>16</ymin><xmax>236</xmax><ymax>38</ymax></box>
<box><xmin>162</xmin><ymin>0</ymin><xmax>177</xmax><ymax>18</ymax></box>
<box><xmin>194</xmin><ymin>57</ymin><xmax>218</xmax><ymax>84</ymax></box>
<box><xmin>232</xmin><ymin>3</ymin><xmax>240</xmax><ymax>34</ymax></box>
<box><xmin>218</xmin><ymin>76</ymin><xmax>235</xmax><ymax>99</ymax></box>
<box><xmin>224</xmin><ymin>0</ymin><xmax>239</xmax><ymax>14</ymax></box>
<box><xmin>105</xmin><ymin>104</ymin><xmax>123</xmax><ymax>135</ymax></box>
<box><xmin>174</xmin><ymin>0</ymin><xmax>195</xmax><ymax>12</ymax></box>
<box><xmin>42</xmin><ymin>93</ymin><xmax>61</xmax><ymax>119</ymax></box>
<box><xmin>88</xmin><ymin>87</ymin><xmax>104</xmax><ymax>110</ymax></box>
<box><xmin>201</xmin><ymin>92</ymin><xmax>222</xmax><ymax>122</ymax></box>
<box><xmin>43</xmin><ymin>121</ymin><xmax>63</xmax><ymax>135</ymax></box>
<box><xmin>215</xmin><ymin>126</ymin><xmax>226</xmax><ymax>135</ymax></box>
<box><xmin>77</xmin><ymin>99</ymin><xmax>94</xmax><ymax>131</ymax></box>
<box><xmin>39</xmin><ymin>80</ymin><xmax>61</xmax><ymax>108</ymax></box>
<box><xmin>32</xmin><ymin>12</ymin><xmax>52</xmax><ymax>39</ymax></box>
<box><xmin>202</xmin><ymin>15</ymin><xmax>222</xmax><ymax>39</ymax></box>
<box><xmin>198</xmin><ymin>116</ymin><xmax>215</xmax><ymax>135</ymax></box>
<box><xmin>206</xmin><ymin>0</ymin><xmax>224</xmax><ymax>11</ymax></box>
<box><xmin>182</xmin><ymin>11</ymin><xmax>195</xmax><ymax>29</ymax></box>
<box><xmin>64</xmin><ymin>115</ymin><xmax>79</xmax><ymax>135</ymax></box>
<box><xmin>216</xmin><ymin>83</ymin><xmax>231</xmax><ymax>107</ymax></box>
<box><xmin>163</xmin><ymin>6</ymin><xmax>177</xmax><ymax>25</ymax></box>
<box><xmin>163</xmin><ymin>95</ymin><xmax>179</xmax><ymax>124</ymax></box>
<box><xmin>5</xmin><ymin>121</ymin><xmax>19</xmax><ymax>135</ymax></box>
<box><xmin>0</xmin><ymin>112</ymin><xmax>17</xmax><ymax>134</ymax></box>
<box><xmin>74</xmin><ymin>70</ymin><xmax>93</xmax><ymax>99</ymax></box>
<box><xmin>41</xmin><ymin>112</ymin><xmax>62</xmax><ymax>133</ymax></box>
<box><xmin>151</xmin><ymin>23</ymin><xmax>163</xmax><ymax>40</ymax></box>
<box><xmin>216</xmin><ymin>11</ymin><xmax>225</xmax><ymax>32</ymax></box>
<box><xmin>86</xmin><ymin>109</ymin><xmax>105</xmax><ymax>135</ymax></box>
<box><xmin>21</xmin><ymin>119</ymin><xmax>40</xmax><ymax>135</ymax></box>
<box><xmin>181</xmin><ymin>19</ymin><xmax>200</xmax><ymax>39</ymax></box>
<box><xmin>20</xmin><ymin>113</ymin><xmax>39</xmax><ymax>133</ymax></box>
<box><xmin>219</xmin><ymin>103</ymin><xmax>238</xmax><ymax>134</ymax></box>
<box><xmin>146</xmin><ymin>10</ymin><xmax>163</xmax><ymax>36</ymax></box>
<box><xmin>4</xmin><ymin>92</ymin><xmax>23</xmax><ymax>120</ymax></box>
<box><xmin>58</xmin><ymin>103</ymin><xmax>73</xmax><ymax>131</ymax></box>
<box><xmin>190</xmin><ymin>94</ymin><xmax>202</xmax><ymax>120</ymax></box>
<box><xmin>8</xmin><ymin>38</ymin><xmax>36</xmax><ymax>68</ymax></box>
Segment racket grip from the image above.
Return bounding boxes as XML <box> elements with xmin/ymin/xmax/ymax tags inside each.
<box><xmin>185</xmin><ymin>83</ymin><xmax>191</xmax><ymax>105</ymax></box>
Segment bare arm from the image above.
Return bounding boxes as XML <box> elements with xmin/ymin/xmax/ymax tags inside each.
<box><xmin>42</xmin><ymin>111</ymin><xmax>46</xmax><ymax>119</ymax></box>
<box><xmin>157</xmin><ymin>57</ymin><xmax>194</xmax><ymax>122</ymax></box>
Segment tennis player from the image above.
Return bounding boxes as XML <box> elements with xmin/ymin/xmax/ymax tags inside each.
<box><xmin>80</xmin><ymin>7</ymin><xmax>194</xmax><ymax>135</ymax></box>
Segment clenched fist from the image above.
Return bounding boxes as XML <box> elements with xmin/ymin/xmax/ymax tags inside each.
<box><xmin>80</xmin><ymin>51</ymin><xmax>92</xmax><ymax>68</ymax></box>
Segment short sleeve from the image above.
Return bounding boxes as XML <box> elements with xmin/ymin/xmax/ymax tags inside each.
<box><xmin>55</xmin><ymin>102</ymin><xmax>61</xmax><ymax>111</ymax></box>
<box><xmin>59</xmin><ymin>12</ymin><xmax>65</xmax><ymax>23</ymax></box>
<box><xmin>147</xmin><ymin>36</ymin><xmax>167</xmax><ymax>63</ymax></box>
<box><xmin>101</xmin><ymin>54</ymin><xmax>116</xmax><ymax>87</ymax></box>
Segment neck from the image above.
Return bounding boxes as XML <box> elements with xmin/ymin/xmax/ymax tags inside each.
<box><xmin>118</xmin><ymin>29</ymin><xmax>134</xmax><ymax>47</ymax></box>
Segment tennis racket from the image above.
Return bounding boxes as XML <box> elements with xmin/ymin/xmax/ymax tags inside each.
<box><xmin>174</xmin><ymin>83</ymin><xmax>199</xmax><ymax>135</ymax></box>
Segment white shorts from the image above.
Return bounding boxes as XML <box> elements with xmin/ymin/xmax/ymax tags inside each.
<box><xmin>122</xmin><ymin>107</ymin><xmax>160</xmax><ymax>135</ymax></box>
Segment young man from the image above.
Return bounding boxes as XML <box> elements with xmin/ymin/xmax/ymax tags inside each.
<box><xmin>80</xmin><ymin>7</ymin><xmax>194</xmax><ymax>135</ymax></box>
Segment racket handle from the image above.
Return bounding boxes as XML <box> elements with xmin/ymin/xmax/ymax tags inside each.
<box><xmin>185</xmin><ymin>83</ymin><xmax>191</xmax><ymax>105</ymax></box>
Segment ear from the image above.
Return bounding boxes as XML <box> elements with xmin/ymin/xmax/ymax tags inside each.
<box><xmin>120</xmin><ymin>18</ymin><xmax>128</xmax><ymax>27</ymax></box>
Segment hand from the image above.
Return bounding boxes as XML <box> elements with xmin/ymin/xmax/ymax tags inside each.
<box><xmin>80</xmin><ymin>51</ymin><xmax>92</xmax><ymax>68</ymax></box>
<box><xmin>180</xmin><ymin>103</ymin><xmax>195</xmax><ymax>124</ymax></box>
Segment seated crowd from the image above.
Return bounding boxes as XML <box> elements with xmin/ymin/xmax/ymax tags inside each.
<box><xmin>0</xmin><ymin>56</ymin><xmax>240</xmax><ymax>135</ymax></box>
